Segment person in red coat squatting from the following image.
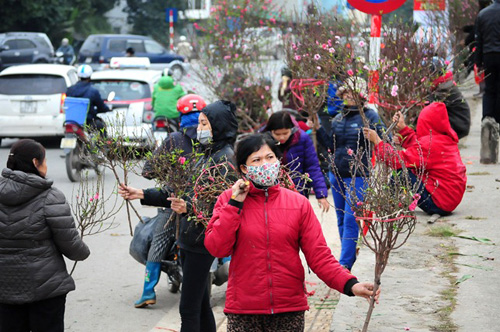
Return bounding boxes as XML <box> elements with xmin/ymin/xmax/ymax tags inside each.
<box><xmin>204</xmin><ymin>133</ymin><xmax>380</xmax><ymax>331</ymax></box>
<box><xmin>363</xmin><ymin>102</ymin><xmax>467</xmax><ymax>216</ymax></box>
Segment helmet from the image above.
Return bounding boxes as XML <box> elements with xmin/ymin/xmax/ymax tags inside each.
<box><xmin>77</xmin><ymin>64</ymin><xmax>93</xmax><ymax>78</ymax></box>
<box><xmin>177</xmin><ymin>94</ymin><xmax>207</xmax><ymax>114</ymax></box>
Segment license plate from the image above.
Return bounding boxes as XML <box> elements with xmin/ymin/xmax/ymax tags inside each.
<box><xmin>60</xmin><ymin>137</ymin><xmax>77</xmax><ymax>149</ymax></box>
<box><xmin>85</xmin><ymin>57</ymin><xmax>92</xmax><ymax>63</ymax></box>
<box><xmin>20</xmin><ymin>101</ymin><xmax>37</xmax><ymax>114</ymax></box>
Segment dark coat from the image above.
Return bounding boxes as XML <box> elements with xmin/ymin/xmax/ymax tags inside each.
<box><xmin>0</xmin><ymin>169</ymin><xmax>90</xmax><ymax>305</ymax></box>
<box><xmin>431</xmin><ymin>75</ymin><xmax>471</xmax><ymax>139</ymax></box>
<box><xmin>317</xmin><ymin>107</ymin><xmax>385</xmax><ymax>179</ymax></box>
<box><xmin>475</xmin><ymin>0</ymin><xmax>500</xmax><ymax>67</ymax></box>
<box><xmin>141</xmin><ymin>100</ymin><xmax>238</xmax><ymax>254</ymax></box>
<box><xmin>66</xmin><ymin>81</ymin><xmax>111</xmax><ymax>122</ymax></box>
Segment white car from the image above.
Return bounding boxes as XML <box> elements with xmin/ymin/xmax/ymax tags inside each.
<box><xmin>91</xmin><ymin>68</ymin><xmax>163</xmax><ymax>149</ymax></box>
<box><xmin>0</xmin><ymin>64</ymin><xmax>79</xmax><ymax>145</ymax></box>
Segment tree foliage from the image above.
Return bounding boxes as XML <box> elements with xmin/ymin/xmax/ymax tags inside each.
<box><xmin>0</xmin><ymin>0</ymin><xmax>118</xmax><ymax>43</ymax></box>
<box><xmin>125</xmin><ymin>0</ymin><xmax>188</xmax><ymax>46</ymax></box>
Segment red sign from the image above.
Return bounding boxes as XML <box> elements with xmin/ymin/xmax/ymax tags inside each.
<box><xmin>414</xmin><ymin>0</ymin><xmax>446</xmax><ymax>11</ymax></box>
<box><xmin>347</xmin><ymin>0</ymin><xmax>407</xmax><ymax>15</ymax></box>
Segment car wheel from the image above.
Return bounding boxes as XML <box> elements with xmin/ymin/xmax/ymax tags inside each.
<box><xmin>34</xmin><ymin>58</ymin><xmax>48</xmax><ymax>64</ymax></box>
<box><xmin>170</xmin><ymin>65</ymin><xmax>184</xmax><ymax>81</ymax></box>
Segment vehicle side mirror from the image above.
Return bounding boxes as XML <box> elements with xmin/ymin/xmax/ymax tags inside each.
<box><xmin>0</xmin><ymin>45</ymin><xmax>9</xmax><ymax>52</ymax></box>
<box><xmin>107</xmin><ymin>91</ymin><xmax>116</xmax><ymax>102</ymax></box>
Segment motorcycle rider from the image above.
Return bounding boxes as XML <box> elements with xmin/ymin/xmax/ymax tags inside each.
<box><xmin>56</xmin><ymin>38</ymin><xmax>75</xmax><ymax>65</ymax></box>
<box><xmin>136</xmin><ymin>94</ymin><xmax>206</xmax><ymax>308</ymax></box>
<box><xmin>66</xmin><ymin>65</ymin><xmax>112</xmax><ymax>134</ymax></box>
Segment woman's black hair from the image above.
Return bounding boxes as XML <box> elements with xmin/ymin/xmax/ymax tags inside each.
<box><xmin>264</xmin><ymin>111</ymin><xmax>294</xmax><ymax>131</ymax></box>
<box><xmin>6</xmin><ymin>139</ymin><xmax>46</xmax><ymax>177</ymax></box>
<box><xmin>235</xmin><ymin>134</ymin><xmax>282</xmax><ymax>173</ymax></box>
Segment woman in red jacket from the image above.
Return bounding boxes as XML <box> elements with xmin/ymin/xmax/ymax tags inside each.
<box><xmin>205</xmin><ymin>133</ymin><xmax>379</xmax><ymax>331</ymax></box>
<box><xmin>363</xmin><ymin>102</ymin><xmax>467</xmax><ymax>215</ymax></box>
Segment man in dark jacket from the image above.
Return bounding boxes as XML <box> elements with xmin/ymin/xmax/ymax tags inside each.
<box><xmin>475</xmin><ymin>0</ymin><xmax>500</xmax><ymax>124</ymax></box>
<box><xmin>66</xmin><ymin>64</ymin><xmax>111</xmax><ymax>132</ymax></box>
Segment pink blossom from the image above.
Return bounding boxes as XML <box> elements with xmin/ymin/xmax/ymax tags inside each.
<box><xmin>317</xmin><ymin>66</ymin><xmax>321</xmax><ymax>70</ymax></box>
<box><xmin>329</xmin><ymin>47</ymin><xmax>335</xmax><ymax>53</ymax></box>
<box><xmin>363</xmin><ymin>65</ymin><xmax>370</xmax><ymax>70</ymax></box>
<box><xmin>197</xmin><ymin>213</ymin><xmax>204</xmax><ymax>219</ymax></box>
<box><xmin>269</xmin><ymin>17</ymin><xmax>276</xmax><ymax>24</ymax></box>
<box><xmin>347</xmin><ymin>148</ymin><xmax>354</xmax><ymax>156</ymax></box>
<box><xmin>391</xmin><ymin>85</ymin><xmax>399</xmax><ymax>97</ymax></box>
<box><xmin>356</xmin><ymin>201</ymin><xmax>363</xmax><ymax>206</ymax></box>
<box><xmin>314</xmin><ymin>54</ymin><xmax>321</xmax><ymax>61</ymax></box>
<box><xmin>404</xmin><ymin>327</ymin><xmax>411</xmax><ymax>331</ymax></box>
<box><xmin>347</xmin><ymin>69</ymin><xmax>354</xmax><ymax>76</ymax></box>
<box><xmin>193</xmin><ymin>23</ymin><xmax>200</xmax><ymax>30</ymax></box>
<box><xmin>178</xmin><ymin>156</ymin><xmax>186</xmax><ymax>165</ymax></box>
<box><xmin>261</xmin><ymin>95</ymin><xmax>264</xmax><ymax>99</ymax></box>
<box><xmin>94</xmin><ymin>193</ymin><xmax>99</xmax><ymax>200</ymax></box>
<box><xmin>265</xmin><ymin>85</ymin><xmax>270</xmax><ymax>91</ymax></box>
<box><xmin>328</xmin><ymin>39</ymin><xmax>332</xmax><ymax>46</ymax></box>
<box><xmin>322</xmin><ymin>43</ymin><xmax>328</xmax><ymax>49</ymax></box>
<box><xmin>262</xmin><ymin>5</ymin><xmax>268</xmax><ymax>10</ymax></box>
<box><xmin>223</xmin><ymin>55</ymin><xmax>231</xmax><ymax>60</ymax></box>
<box><xmin>317</xmin><ymin>21</ymin><xmax>322</xmax><ymax>26</ymax></box>
<box><xmin>359</xmin><ymin>41</ymin><xmax>365</xmax><ymax>47</ymax></box>
<box><xmin>217</xmin><ymin>73</ymin><xmax>222</xmax><ymax>77</ymax></box>
<box><xmin>393</xmin><ymin>67</ymin><xmax>398</xmax><ymax>72</ymax></box>
<box><xmin>409</xmin><ymin>201</ymin><xmax>418</xmax><ymax>211</ymax></box>
<box><xmin>291</xmin><ymin>43</ymin><xmax>297</xmax><ymax>50</ymax></box>
<box><xmin>186</xmin><ymin>73</ymin><xmax>191</xmax><ymax>78</ymax></box>
<box><xmin>445</xmin><ymin>60</ymin><xmax>450</xmax><ymax>65</ymax></box>
<box><xmin>294</xmin><ymin>55</ymin><xmax>301</xmax><ymax>61</ymax></box>
<box><xmin>89</xmin><ymin>198</ymin><xmax>93</xmax><ymax>202</ymax></box>
<box><xmin>234</xmin><ymin>53</ymin><xmax>239</xmax><ymax>58</ymax></box>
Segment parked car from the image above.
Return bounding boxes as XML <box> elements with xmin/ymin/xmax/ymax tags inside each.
<box><xmin>0</xmin><ymin>64</ymin><xmax>78</xmax><ymax>145</ymax></box>
<box><xmin>0</xmin><ymin>32</ymin><xmax>55</xmax><ymax>70</ymax></box>
<box><xmin>91</xmin><ymin>65</ymin><xmax>162</xmax><ymax>149</ymax></box>
<box><xmin>78</xmin><ymin>34</ymin><xmax>189</xmax><ymax>80</ymax></box>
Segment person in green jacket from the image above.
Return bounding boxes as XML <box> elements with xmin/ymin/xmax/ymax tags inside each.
<box><xmin>152</xmin><ymin>76</ymin><xmax>186</xmax><ymax>120</ymax></box>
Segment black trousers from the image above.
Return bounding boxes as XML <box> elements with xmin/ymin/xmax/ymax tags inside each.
<box><xmin>483</xmin><ymin>52</ymin><xmax>500</xmax><ymax>123</ymax></box>
<box><xmin>179</xmin><ymin>249</ymin><xmax>216</xmax><ymax>332</ymax></box>
<box><xmin>0</xmin><ymin>294</ymin><xmax>66</xmax><ymax>332</ymax></box>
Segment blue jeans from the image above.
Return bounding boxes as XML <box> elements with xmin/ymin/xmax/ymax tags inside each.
<box><xmin>407</xmin><ymin>171</ymin><xmax>450</xmax><ymax>216</ymax></box>
<box><xmin>330</xmin><ymin>173</ymin><xmax>365</xmax><ymax>270</ymax></box>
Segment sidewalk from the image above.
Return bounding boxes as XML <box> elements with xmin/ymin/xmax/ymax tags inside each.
<box><xmin>331</xmin><ymin>77</ymin><xmax>500</xmax><ymax>331</ymax></box>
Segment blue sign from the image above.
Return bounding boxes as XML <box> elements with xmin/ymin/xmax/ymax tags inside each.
<box><xmin>165</xmin><ymin>8</ymin><xmax>178</xmax><ymax>23</ymax></box>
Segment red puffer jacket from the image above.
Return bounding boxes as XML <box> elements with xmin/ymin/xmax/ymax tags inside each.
<box><xmin>205</xmin><ymin>183</ymin><xmax>356</xmax><ymax>315</ymax></box>
<box><xmin>375</xmin><ymin>102</ymin><xmax>467</xmax><ymax>213</ymax></box>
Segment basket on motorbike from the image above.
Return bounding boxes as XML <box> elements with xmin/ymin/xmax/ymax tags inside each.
<box><xmin>64</xmin><ymin>97</ymin><xmax>90</xmax><ymax>126</ymax></box>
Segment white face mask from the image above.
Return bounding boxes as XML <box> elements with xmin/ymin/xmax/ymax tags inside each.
<box><xmin>197</xmin><ymin>130</ymin><xmax>212</xmax><ymax>145</ymax></box>
<box><xmin>245</xmin><ymin>161</ymin><xmax>281</xmax><ymax>187</ymax></box>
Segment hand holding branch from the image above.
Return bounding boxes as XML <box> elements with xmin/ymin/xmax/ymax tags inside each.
<box><xmin>362</xmin><ymin>128</ymin><xmax>382</xmax><ymax>145</ymax></box>
<box><xmin>352</xmin><ymin>282</ymin><xmax>381</xmax><ymax>305</ymax></box>
<box><xmin>118</xmin><ymin>184</ymin><xmax>144</xmax><ymax>200</ymax></box>
<box><xmin>168</xmin><ymin>195</ymin><xmax>188</xmax><ymax>214</ymax></box>
<box><xmin>393</xmin><ymin>111</ymin><xmax>406</xmax><ymax>132</ymax></box>
<box><xmin>231</xmin><ymin>179</ymin><xmax>250</xmax><ymax>202</ymax></box>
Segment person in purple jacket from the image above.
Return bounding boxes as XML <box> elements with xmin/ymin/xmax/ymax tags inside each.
<box><xmin>264</xmin><ymin>111</ymin><xmax>330</xmax><ymax>212</ymax></box>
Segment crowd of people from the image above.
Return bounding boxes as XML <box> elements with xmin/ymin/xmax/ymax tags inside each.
<box><xmin>3</xmin><ymin>14</ymin><xmax>491</xmax><ymax>332</ymax></box>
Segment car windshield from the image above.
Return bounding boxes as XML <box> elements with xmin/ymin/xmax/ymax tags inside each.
<box><xmin>0</xmin><ymin>74</ymin><xmax>66</xmax><ymax>95</ymax></box>
<box><xmin>92</xmin><ymin>80</ymin><xmax>151</xmax><ymax>101</ymax></box>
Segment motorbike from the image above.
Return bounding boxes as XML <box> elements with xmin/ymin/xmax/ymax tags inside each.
<box><xmin>55</xmin><ymin>51</ymin><xmax>76</xmax><ymax>65</ymax></box>
<box><xmin>152</xmin><ymin>116</ymin><xmax>178</xmax><ymax>147</ymax></box>
<box><xmin>60</xmin><ymin>93</ymin><xmax>114</xmax><ymax>182</ymax></box>
<box><xmin>208</xmin><ymin>257</ymin><xmax>230</xmax><ymax>298</ymax></box>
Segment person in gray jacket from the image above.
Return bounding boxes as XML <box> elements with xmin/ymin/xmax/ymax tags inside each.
<box><xmin>0</xmin><ymin>139</ymin><xmax>90</xmax><ymax>332</ymax></box>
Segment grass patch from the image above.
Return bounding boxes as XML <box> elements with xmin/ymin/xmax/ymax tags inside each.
<box><xmin>465</xmin><ymin>215</ymin><xmax>486</xmax><ymax>221</ymax></box>
<box><xmin>430</xmin><ymin>242</ymin><xmax>459</xmax><ymax>332</ymax></box>
<box><xmin>468</xmin><ymin>172</ymin><xmax>491</xmax><ymax>176</ymax></box>
<box><xmin>426</xmin><ymin>225</ymin><xmax>462</xmax><ymax>238</ymax></box>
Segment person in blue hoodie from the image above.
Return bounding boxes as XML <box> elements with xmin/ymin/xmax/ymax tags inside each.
<box><xmin>316</xmin><ymin>76</ymin><xmax>386</xmax><ymax>271</ymax></box>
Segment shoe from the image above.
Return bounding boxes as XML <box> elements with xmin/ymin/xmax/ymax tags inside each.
<box><xmin>134</xmin><ymin>261</ymin><xmax>161</xmax><ymax>308</ymax></box>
